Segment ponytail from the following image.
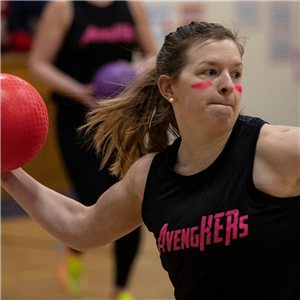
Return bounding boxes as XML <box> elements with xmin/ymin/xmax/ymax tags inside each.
<box><xmin>81</xmin><ymin>67</ymin><xmax>179</xmax><ymax>179</ymax></box>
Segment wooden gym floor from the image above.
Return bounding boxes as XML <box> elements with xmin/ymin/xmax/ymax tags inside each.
<box><xmin>1</xmin><ymin>211</ymin><xmax>175</xmax><ymax>300</ymax></box>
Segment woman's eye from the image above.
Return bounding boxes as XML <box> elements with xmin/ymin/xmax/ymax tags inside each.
<box><xmin>232</xmin><ymin>72</ymin><xmax>242</xmax><ymax>79</ymax></box>
<box><xmin>204</xmin><ymin>69</ymin><xmax>217</xmax><ymax>76</ymax></box>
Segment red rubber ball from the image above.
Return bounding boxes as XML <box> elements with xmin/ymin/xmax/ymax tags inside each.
<box><xmin>1</xmin><ymin>73</ymin><xmax>49</xmax><ymax>172</ymax></box>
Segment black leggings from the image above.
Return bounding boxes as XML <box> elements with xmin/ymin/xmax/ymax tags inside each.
<box><xmin>56</xmin><ymin>102</ymin><xmax>141</xmax><ymax>287</ymax></box>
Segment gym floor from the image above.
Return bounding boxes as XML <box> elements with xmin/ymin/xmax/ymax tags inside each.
<box><xmin>1</xmin><ymin>199</ymin><xmax>175</xmax><ymax>300</ymax></box>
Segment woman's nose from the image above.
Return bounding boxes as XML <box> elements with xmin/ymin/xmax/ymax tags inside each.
<box><xmin>217</xmin><ymin>73</ymin><xmax>235</xmax><ymax>95</ymax></box>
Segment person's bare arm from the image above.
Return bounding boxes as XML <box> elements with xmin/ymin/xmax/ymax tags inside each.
<box><xmin>128</xmin><ymin>1</ymin><xmax>157</xmax><ymax>56</ymax></box>
<box><xmin>28</xmin><ymin>1</ymin><xmax>97</xmax><ymax>110</ymax></box>
<box><xmin>254</xmin><ymin>124</ymin><xmax>300</xmax><ymax>198</ymax></box>
<box><xmin>128</xmin><ymin>1</ymin><xmax>157</xmax><ymax>74</ymax></box>
<box><xmin>1</xmin><ymin>154</ymin><xmax>156</xmax><ymax>251</ymax></box>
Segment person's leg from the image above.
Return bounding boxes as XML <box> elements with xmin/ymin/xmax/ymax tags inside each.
<box><xmin>56</xmin><ymin>105</ymin><xmax>97</xmax><ymax>294</ymax></box>
<box><xmin>57</xmin><ymin>241</ymin><xmax>83</xmax><ymax>294</ymax></box>
<box><xmin>57</xmin><ymin>105</ymin><xmax>117</xmax><ymax>205</ymax></box>
<box><xmin>109</xmin><ymin>227</ymin><xmax>141</xmax><ymax>299</ymax></box>
<box><xmin>56</xmin><ymin>104</ymin><xmax>142</xmax><ymax>297</ymax></box>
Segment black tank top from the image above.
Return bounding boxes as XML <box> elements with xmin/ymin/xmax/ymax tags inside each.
<box><xmin>53</xmin><ymin>1</ymin><xmax>136</xmax><ymax>106</ymax></box>
<box><xmin>142</xmin><ymin>116</ymin><xmax>300</xmax><ymax>300</ymax></box>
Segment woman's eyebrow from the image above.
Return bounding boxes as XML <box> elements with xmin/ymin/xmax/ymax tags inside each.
<box><xmin>197</xmin><ymin>60</ymin><xmax>243</xmax><ymax>68</ymax></box>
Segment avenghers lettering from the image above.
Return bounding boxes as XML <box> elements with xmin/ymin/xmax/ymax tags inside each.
<box><xmin>157</xmin><ymin>209</ymin><xmax>248</xmax><ymax>254</ymax></box>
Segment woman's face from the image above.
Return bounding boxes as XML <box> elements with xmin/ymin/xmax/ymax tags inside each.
<box><xmin>171</xmin><ymin>39</ymin><xmax>243</xmax><ymax>134</ymax></box>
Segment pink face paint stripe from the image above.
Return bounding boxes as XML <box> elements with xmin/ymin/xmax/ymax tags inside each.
<box><xmin>235</xmin><ymin>85</ymin><xmax>242</xmax><ymax>93</ymax></box>
<box><xmin>191</xmin><ymin>81</ymin><xmax>212</xmax><ymax>89</ymax></box>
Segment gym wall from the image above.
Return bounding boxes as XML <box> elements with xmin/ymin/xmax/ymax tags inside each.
<box><xmin>144</xmin><ymin>1</ymin><xmax>299</xmax><ymax>126</ymax></box>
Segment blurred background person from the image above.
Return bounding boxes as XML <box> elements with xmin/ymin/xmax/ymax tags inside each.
<box><xmin>29</xmin><ymin>1</ymin><xmax>157</xmax><ymax>299</ymax></box>
<box><xmin>1</xmin><ymin>1</ymin><xmax>11</xmax><ymax>52</ymax></box>
<box><xmin>1</xmin><ymin>1</ymin><xmax>48</xmax><ymax>52</ymax></box>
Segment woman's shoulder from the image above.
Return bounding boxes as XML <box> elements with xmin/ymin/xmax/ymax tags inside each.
<box><xmin>43</xmin><ymin>0</ymin><xmax>72</xmax><ymax>14</ymax></box>
<box><xmin>257</xmin><ymin>123</ymin><xmax>299</xmax><ymax>154</ymax></box>
<box><xmin>122</xmin><ymin>153</ymin><xmax>158</xmax><ymax>202</ymax></box>
<box><xmin>130</xmin><ymin>153</ymin><xmax>158</xmax><ymax>184</ymax></box>
<box><xmin>41</xmin><ymin>1</ymin><xmax>73</xmax><ymax>28</ymax></box>
<box><xmin>254</xmin><ymin>124</ymin><xmax>300</xmax><ymax>197</ymax></box>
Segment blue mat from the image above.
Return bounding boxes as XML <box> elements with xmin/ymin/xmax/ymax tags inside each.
<box><xmin>1</xmin><ymin>196</ymin><xmax>27</xmax><ymax>217</ymax></box>
<box><xmin>1</xmin><ymin>189</ymin><xmax>78</xmax><ymax>218</ymax></box>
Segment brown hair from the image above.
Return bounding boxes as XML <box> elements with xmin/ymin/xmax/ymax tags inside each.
<box><xmin>81</xmin><ymin>22</ymin><xmax>247</xmax><ymax>179</ymax></box>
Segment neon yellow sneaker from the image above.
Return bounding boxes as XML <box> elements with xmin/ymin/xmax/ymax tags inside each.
<box><xmin>57</xmin><ymin>242</ymin><xmax>83</xmax><ymax>295</ymax></box>
<box><xmin>66</xmin><ymin>254</ymin><xmax>83</xmax><ymax>294</ymax></box>
<box><xmin>117</xmin><ymin>292</ymin><xmax>135</xmax><ymax>300</ymax></box>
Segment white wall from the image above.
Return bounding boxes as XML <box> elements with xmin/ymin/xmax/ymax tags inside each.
<box><xmin>144</xmin><ymin>1</ymin><xmax>299</xmax><ymax>126</ymax></box>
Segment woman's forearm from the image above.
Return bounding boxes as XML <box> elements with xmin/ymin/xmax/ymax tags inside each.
<box><xmin>1</xmin><ymin>168</ymin><xmax>89</xmax><ymax>250</ymax></box>
<box><xmin>29</xmin><ymin>59</ymin><xmax>94</xmax><ymax>104</ymax></box>
<box><xmin>29</xmin><ymin>59</ymin><xmax>98</xmax><ymax>110</ymax></box>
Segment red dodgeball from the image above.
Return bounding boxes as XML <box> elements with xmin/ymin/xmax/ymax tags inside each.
<box><xmin>1</xmin><ymin>73</ymin><xmax>49</xmax><ymax>172</ymax></box>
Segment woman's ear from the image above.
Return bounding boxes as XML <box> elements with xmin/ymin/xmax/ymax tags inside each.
<box><xmin>158</xmin><ymin>75</ymin><xmax>175</xmax><ymax>102</ymax></box>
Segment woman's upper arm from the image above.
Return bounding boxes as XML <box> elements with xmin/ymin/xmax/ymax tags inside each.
<box><xmin>254</xmin><ymin>124</ymin><xmax>300</xmax><ymax>197</ymax></box>
<box><xmin>29</xmin><ymin>1</ymin><xmax>72</xmax><ymax>66</ymax></box>
<box><xmin>82</xmin><ymin>153</ymin><xmax>156</xmax><ymax>249</ymax></box>
<box><xmin>127</xmin><ymin>1</ymin><xmax>157</xmax><ymax>55</ymax></box>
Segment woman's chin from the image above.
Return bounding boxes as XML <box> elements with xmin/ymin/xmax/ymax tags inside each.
<box><xmin>208</xmin><ymin>107</ymin><xmax>238</xmax><ymax>127</ymax></box>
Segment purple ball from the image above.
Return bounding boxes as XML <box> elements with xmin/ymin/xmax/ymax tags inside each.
<box><xmin>92</xmin><ymin>61</ymin><xmax>136</xmax><ymax>99</ymax></box>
